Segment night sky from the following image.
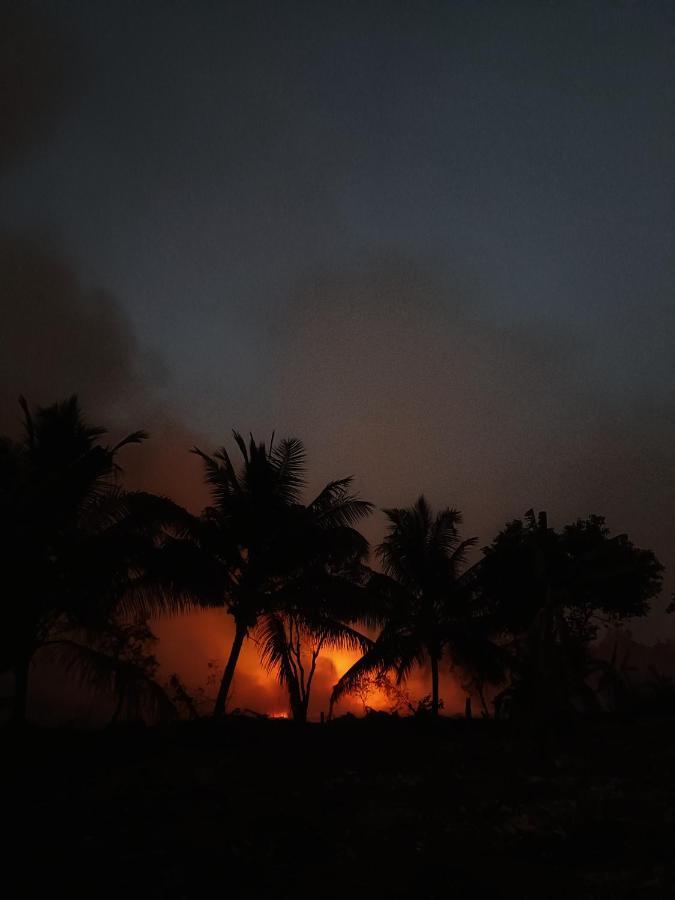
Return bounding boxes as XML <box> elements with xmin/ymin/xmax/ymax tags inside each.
<box><xmin>2</xmin><ymin>0</ymin><xmax>674</xmax><ymax>708</ymax></box>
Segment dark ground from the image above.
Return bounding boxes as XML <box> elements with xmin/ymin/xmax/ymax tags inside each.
<box><xmin>3</xmin><ymin>714</ymin><xmax>674</xmax><ymax>899</ymax></box>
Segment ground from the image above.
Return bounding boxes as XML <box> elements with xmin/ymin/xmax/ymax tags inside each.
<box><xmin>3</xmin><ymin>714</ymin><xmax>674</xmax><ymax>898</ymax></box>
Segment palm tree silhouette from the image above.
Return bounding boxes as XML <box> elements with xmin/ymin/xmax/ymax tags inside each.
<box><xmin>256</xmin><ymin>491</ymin><xmax>375</xmax><ymax>721</ymax></box>
<box><xmin>331</xmin><ymin>496</ymin><xmax>486</xmax><ymax>717</ymax></box>
<box><xmin>0</xmin><ymin>396</ymin><xmax>186</xmax><ymax>725</ymax></box>
<box><xmin>172</xmin><ymin>433</ymin><xmax>373</xmax><ymax>717</ymax></box>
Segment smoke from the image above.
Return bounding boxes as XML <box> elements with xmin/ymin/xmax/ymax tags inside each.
<box><xmin>0</xmin><ymin>2</ymin><xmax>81</xmax><ymax>174</ymax></box>
<box><xmin>270</xmin><ymin>252</ymin><xmax>675</xmax><ymax>633</ymax></box>
<box><xmin>274</xmin><ymin>253</ymin><xmax>585</xmax><ymax>512</ymax></box>
<box><xmin>0</xmin><ymin>233</ymin><xmax>143</xmax><ymax>428</ymax></box>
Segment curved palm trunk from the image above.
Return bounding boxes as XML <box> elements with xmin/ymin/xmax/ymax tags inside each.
<box><xmin>430</xmin><ymin>654</ymin><xmax>440</xmax><ymax>717</ymax></box>
<box><xmin>214</xmin><ymin>620</ymin><xmax>247</xmax><ymax>717</ymax></box>
<box><xmin>11</xmin><ymin>653</ymin><xmax>31</xmax><ymax>728</ymax></box>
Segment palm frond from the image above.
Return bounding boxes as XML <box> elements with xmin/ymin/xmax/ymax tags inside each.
<box><xmin>270</xmin><ymin>437</ymin><xmax>306</xmax><ymax>503</ymax></box>
<box><xmin>309</xmin><ymin>478</ymin><xmax>374</xmax><ymax>528</ymax></box>
<box><xmin>112</xmin><ymin>430</ymin><xmax>149</xmax><ymax>452</ymax></box>
<box><xmin>193</xmin><ymin>446</ymin><xmax>234</xmax><ymax>500</ymax></box>
<box><xmin>330</xmin><ymin>624</ymin><xmax>425</xmax><ymax>706</ymax></box>
<box><xmin>231</xmin><ymin>431</ymin><xmax>251</xmax><ymax>465</ymax></box>
<box><xmin>18</xmin><ymin>394</ymin><xmax>35</xmax><ymax>448</ymax></box>
<box><xmin>291</xmin><ymin>612</ymin><xmax>373</xmax><ymax>655</ymax></box>
<box><xmin>257</xmin><ymin>613</ymin><xmax>296</xmax><ymax>687</ymax></box>
<box><xmin>330</xmin><ymin>644</ymin><xmax>390</xmax><ymax>708</ymax></box>
<box><xmin>119</xmin><ymin>539</ymin><xmax>228</xmax><ymax>618</ymax></box>
<box><xmin>45</xmin><ymin>639</ymin><xmax>176</xmax><ymax>723</ymax></box>
<box><xmin>447</xmin><ymin>536</ymin><xmax>479</xmax><ymax>573</ymax></box>
<box><xmin>429</xmin><ymin>507</ymin><xmax>463</xmax><ymax>555</ymax></box>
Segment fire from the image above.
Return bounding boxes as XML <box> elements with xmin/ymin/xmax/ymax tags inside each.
<box><xmin>155</xmin><ymin>611</ymin><xmax>466</xmax><ymax>718</ymax></box>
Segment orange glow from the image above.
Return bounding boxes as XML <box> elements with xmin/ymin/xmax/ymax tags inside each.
<box><xmin>155</xmin><ymin>611</ymin><xmax>468</xmax><ymax>719</ymax></box>
<box><xmin>113</xmin><ymin>395</ymin><xmax>478</xmax><ymax>720</ymax></box>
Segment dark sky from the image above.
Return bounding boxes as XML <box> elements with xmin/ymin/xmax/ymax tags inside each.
<box><xmin>2</xmin><ymin>0</ymin><xmax>674</xmax><ymax>646</ymax></box>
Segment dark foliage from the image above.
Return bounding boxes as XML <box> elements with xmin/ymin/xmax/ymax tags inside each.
<box><xmin>481</xmin><ymin>510</ymin><xmax>663</xmax><ymax>726</ymax></box>
<box><xmin>0</xmin><ymin>396</ymin><xmax>185</xmax><ymax>724</ymax></box>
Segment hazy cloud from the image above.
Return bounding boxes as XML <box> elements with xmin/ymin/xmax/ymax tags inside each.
<box><xmin>0</xmin><ymin>2</ymin><xmax>81</xmax><ymax>173</ymax></box>
<box><xmin>271</xmin><ymin>252</ymin><xmax>675</xmax><ymax>633</ymax></box>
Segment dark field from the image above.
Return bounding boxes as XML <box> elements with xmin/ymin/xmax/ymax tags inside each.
<box><xmin>4</xmin><ymin>715</ymin><xmax>675</xmax><ymax>899</ymax></box>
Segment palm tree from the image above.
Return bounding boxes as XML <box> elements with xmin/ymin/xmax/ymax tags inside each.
<box><xmin>331</xmin><ymin>496</ymin><xmax>490</xmax><ymax>718</ymax></box>
<box><xmin>0</xmin><ymin>396</ymin><xmax>187</xmax><ymax>725</ymax></box>
<box><xmin>168</xmin><ymin>433</ymin><xmax>374</xmax><ymax>718</ymax></box>
<box><xmin>256</xmin><ymin>494</ymin><xmax>374</xmax><ymax>721</ymax></box>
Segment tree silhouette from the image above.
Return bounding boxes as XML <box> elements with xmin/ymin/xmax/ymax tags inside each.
<box><xmin>331</xmin><ymin>496</ymin><xmax>493</xmax><ymax>717</ymax></box>
<box><xmin>256</xmin><ymin>517</ymin><xmax>374</xmax><ymax>722</ymax></box>
<box><xmin>164</xmin><ymin>433</ymin><xmax>373</xmax><ymax>718</ymax></box>
<box><xmin>92</xmin><ymin>616</ymin><xmax>173</xmax><ymax>725</ymax></box>
<box><xmin>481</xmin><ymin>510</ymin><xmax>664</xmax><ymax>724</ymax></box>
<box><xmin>0</xmin><ymin>396</ymin><xmax>186</xmax><ymax>725</ymax></box>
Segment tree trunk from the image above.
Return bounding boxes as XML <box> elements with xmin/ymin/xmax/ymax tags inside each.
<box><xmin>213</xmin><ymin>620</ymin><xmax>247</xmax><ymax>717</ymax></box>
<box><xmin>109</xmin><ymin>687</ymin><xmax>125</xmax><ymax>727</ymax></box>
<box><xmin>291</xmin><ymin>700</ymin><xmax>308</xmax><ymax>724</ymax></box>
<box><xmin>11</xmin><ymin>653</ymin><xmax>31</xmax><ymax>728</ymax></box>
<box><xmin>430</xmin><ymin>654</ymin><xmax>440</xmax><ymax>717</ymax></box>
<box><xmin>477</xmin><ymin>683</ymin><xmax>491</xmax><ymax>719</ymax></box>
<box><xmin>287</xmin><ymin>678</ymin><xmax>306</xmax><ymax>723</ymax></box>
